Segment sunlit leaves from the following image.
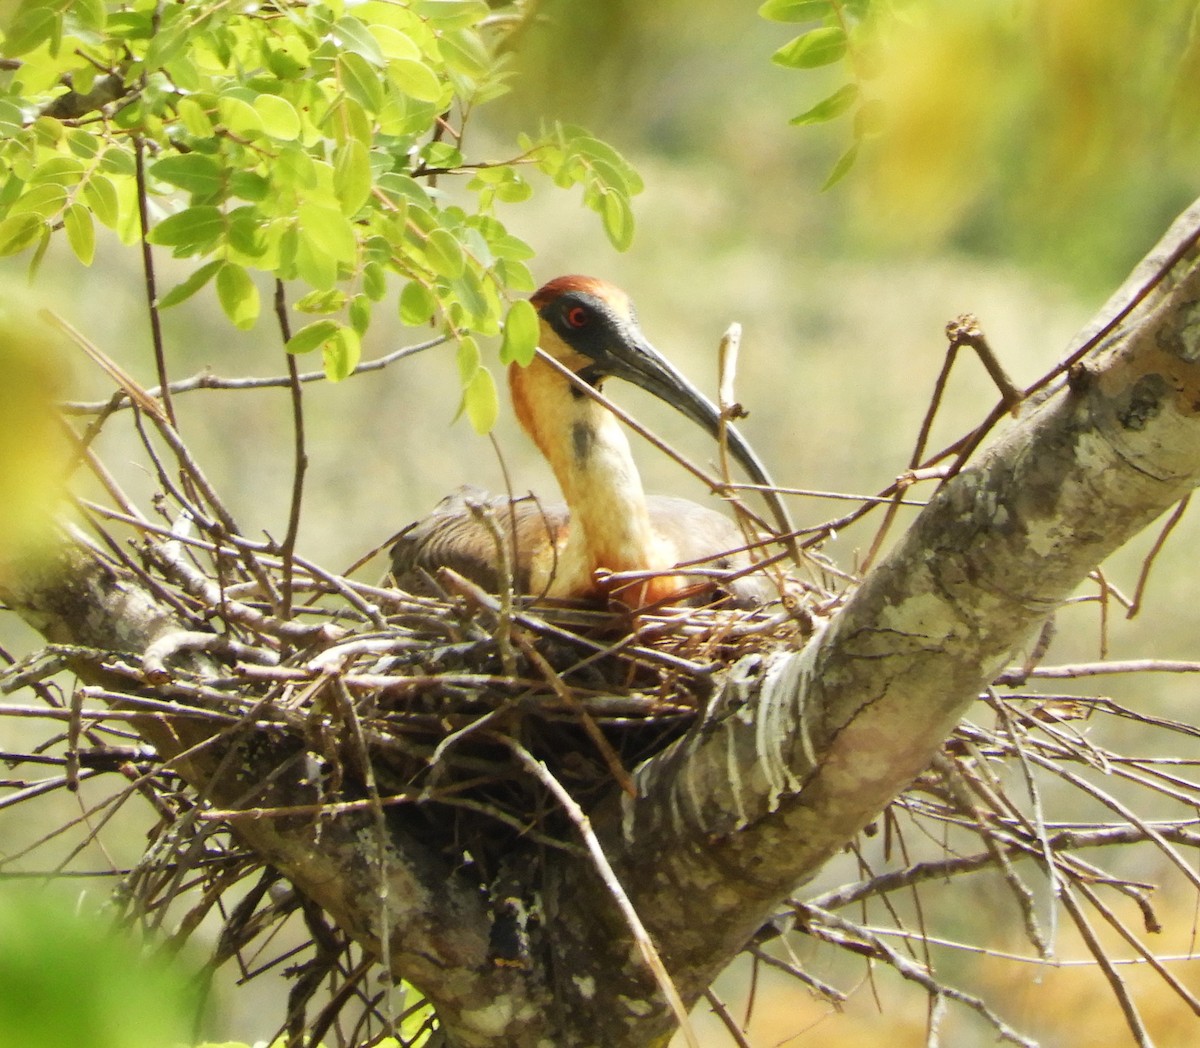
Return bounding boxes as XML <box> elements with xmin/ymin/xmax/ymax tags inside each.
<box><xmin>157</xmin><ymin>259</ymin><xmax>223</xmax><ymax>309</ymax></box>
<box><xmin>338</xmin><ymin>51</ymin><xmax>386</xmax><ymax>113</ymax></box>
<box><xmin>532</xmin><ymin>127</ymin><xmax>643</xmax><ymax>251</ymax></box>
<box><xmin>456</xmin><ymin>335</ymin><xmax>498</xmax><ymax>434</ymax></box>
<box><xmin>62</xmin><ymin>202</ymin><xmax>94</xmax><ymax>264</ymax></box>
<box><xmin>399</xmin><ymin>281</ymin><xmax>437</xmax><ymax>326</ymax></box>
<box><xmin>772</xmin><ymin>26</ymin><xmax>847</xmax><ymax>68</ymax></box>
<box><xmin>760</xmin><ymin>0</ymin><xmax>876</xmax><ymax>186</ymax></box>
<box><xmin>462</xmin><ymin>367</ymin><xmax>498</xmax><ymax>434</ymax></box>
<box><xmin>147</xmin><ymin>206</ymin><xmax>226</xmax><ymax>254</ymax></box>
<box><xmin>790</xmin><ymin>83</ymin><xmax>859</xmax><ymax>126</ymax></box>
<box><xmin>284</xmin><ymin>318</ymin><xmax>358</xmax><ymax>382</ymax></box>
<box><xmin>0</xmin><ymin>0</ymin><xmax>640</xmax><ymax>436</ymax></box>
<box><xmin>333</xmin><ymin>140</ymin><xmax>372</xmax><ymax>215</ymax></box>
<box><xmin>215</xmin><ymin>262</ymin><xmax>260</xmax><ymax>329</ymax></box>
<box><xmin>254</xmin><ymin>94</ymin><xmax>301</xmax><ymax>141</ymax></box>
<box><xmin>324</xmin><ymin>326</ymin><xmax>361</xmax><ymax>382</ymax></box>
<box><xmin>0</xmin><ymin>213</ymin><xmax>43</xmax><ymax>256</ymax></box>
<box><xmin>499</xmin><ymin>299</ymin><xmax>538</xmax><ymax>366</ymax></box>
<box><xmin>758</xmin><ymin>0</ymin><xmax>833</xmax><ymax>21</ymax></box>
<box><xmin>425</xmin><ymin>227</ymin><xmax>466</xmax><ymax>279</ymax></box>
<box><xmin>285</xmin><ymin>318</ymin><xmax>341</xmax><ymax>355</ymax></box>
<box><xmin>151</xmin><ymin>154</ymin><xmax>225</xmax><ymax>197</ymax></box>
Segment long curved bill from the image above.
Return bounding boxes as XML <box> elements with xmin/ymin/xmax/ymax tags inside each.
<box><xmin>603</xmin><ymin>322</ymin><xmax>798</xmax><ymax>558</ymax></box>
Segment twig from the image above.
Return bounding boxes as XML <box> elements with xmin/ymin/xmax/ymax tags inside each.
<box><xmin>802</xmin><ymin>906</ymin><xmax>1036</xmax><ymax>1047</ymax></box>
<box><xmin>702</xmin><ymin>988</ymin><xmax>753</xmax><ymax>1048</ymax></box>
<box><xmin>1127</xmin><ymin>494</ymin><xmax>1190</xmax><ymax>618</ymax></box>
<box><xmin>1058</xmin><ymin>887</ymin><xmax>1153</xmax><ymax>1047</ymax></box>
<box><xmin>60</xmin><ymin>336</ymin><xmax>449</xmax><ymax>415</ymax></box>
<box><xmin>275</xmin><ymin>279</ymin><xmax>307</xmax><ymax>621</ymax></box>
<box><xmin>133</xmin><ymin>136</ymin><xmax>175</xmax><ymax>428</ymax></box>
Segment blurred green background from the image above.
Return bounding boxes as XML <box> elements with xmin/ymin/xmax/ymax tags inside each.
<box><xmin>3</xmin><ymin>1</ymin><xmax>1200</xmax><ymax>1045</ymax></box>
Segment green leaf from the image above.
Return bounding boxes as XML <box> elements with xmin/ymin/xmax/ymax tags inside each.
<box><xmin>337</xmin><ymin>51</ymin><xmax>385</xmax><ymax>113</ymax></box>
<box><xmin>758</xmin><ymin>0</ymin><xmax>833</xmax><ymax>22</ymax></box>
<box><xmin>425</xmin><ymin>227</ymin><xmax>465</xmax><ymax>278</ymax></box>
<box><xmin>157</xmin><ymin>259</ymin><xmax>223</xmax><ymax>309</ymax></box>
<box><xmin>11</xmin><ymin>184</ymin><xmax>67</xmax><ymax>218</ymax></box>
<box><xmin>2</xmin><ymin>7</ymin><xmax>59</xmax><ymax>57</ymax></box>
<box><xmin>494</xmin><ymin>175</ymin><xmax>533</xmax><ymax>203</ymax></box>
<box><xmin>390</xmin><ymin>58</ymin><xmax>443</xmax><ymax>102</ymax></box>
<box><xmin>413</xmin><ymin>0</ymin><xmax>490</xmax><ymax>30</ymax></box>
<box><xmin>69</xmin><ymin>0</ymin><xmax>106</xmax><ymax>33</ymax></box>
<box><xmin>438</xmin><ymin>27</ymin><xmax>491</xmax><ymax>78</ymax></box>
<box><xmin>331</xmin><ymin>16</ymin><xmax>386</xmax><ymax>65</ymax></box>
<box><xmin>0</xmin><ymin>213</ymin><xmax>44</xmax><ymax>256</ymax></box>
<box><xmin>362</xmin><ymin>260</ymin><xmax>387</xmax><ymax>301</ymax></box>
<box><xmin>333</xmin><ymin>139</ymin><xmax>372</xmax><ymax>216</ymax></box>
<box><xmin>176</xmin><ymin>97</ymin><xmax>214</xmax><ymax>138</ymax></box>
<box><xmin>600</xmin><ymin>192</ymin><xmax>634</xmax><ymax>251</ymax></box>
<box><xmin>790</xmin><ymin>83</ymin><xmax>859</xmax><ymax>125</ymax></box>
<box><xmin>217</xmin><ymin>95</ymin><xmax>264</xmax><ymax>138</ymax></box>
<box><xmin>63</xmin><ymin>203</ymin><xmax>95</xmax><ymax>265</ymax></box>
<box><xmin>456</xmin><ymin>335</ymin><xmax>481</xmax><ymax>384</ymax></box>
<box><xmin>81</xmin><ymin>174</ymin><xmax>119</xmax><ymax>227</ymax></box>
<box><xmin>371</xmin><ymin>25</ymin><xmax>421</xmax><ymax>61</ymax></box>
<box><xmin>462</xmin><ymin>367</ymin><xmax>498</xmax><ymax>434</ymax></box>
<box><xmin>31</xmin><ymin>157</ymin><xmax>84</xmax><ymax>186</ymax></box>
<box><xmin>499</xmin><ymin>299</ymin><xmax>538</xmax><ymax>366</ymax></box>
<box><xmin>822</xmin><ymin>141</ymin><xmax>860</xmax><ymax>190</ymax></box>
<box><xmin>398</xmin><ymin>281</ymin><xmax>436</xmax><ymax>325</ymax></box>
<box><xmin>348</xmin><ymin>293</ymin><xmax>371</xmax><ymax>335</ymax></box>
<box><xmin>297</xmin><ymin>201</ymin><xmax>357</xmax><ymax>264</ymax></box>
<box><xmin>216</xmin><ymin>262</ymin><xmax>260</xmax><ymax>329</ymax></box>
<box><xmin>294</xmin><ymin>288</ymin><xmax>348</xmax><ymax>314</ymax></box>
<box><xmin>151</xmin><ymin>153</ymin><xmax>225</xmax><ymax>196</ymax></box>
<box><xmin>254</xmin><ymin>94</ymin><xmax>301</xmax><ymax>141</ymax></box>
<box><xmin>147</xmin><ymin>205</ymin><xmax>225</xmax><ymax>252</ymax></box>
<box><xmin>286</xmin><ymin>318</ymin><xmax>340</xmax><ymax>354</ymax></box>
<box><xmin>323</xmin><ymin>325</ymin><xmax>361</xmax><ymax>381</ymax></box>
<box><xmin>772</xmin><ymin>26</ymin><xmax>848</xmax><ymax>68</ymax></box>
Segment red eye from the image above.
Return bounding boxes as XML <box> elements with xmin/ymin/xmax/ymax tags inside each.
<box><xmin>566</xmin><ymin>306</ymin><xmax>589</xmax><ymax>329</ymax></box>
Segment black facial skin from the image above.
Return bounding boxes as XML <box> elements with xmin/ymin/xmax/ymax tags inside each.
<box><xmin>539</xmin><ymin>291</ymin><xmax>633</xmax><ymax>370</ymax></box>
<box><xmin>537</xmin><ymin>287</ymin><xmax>794</xmax><ymax>546</ymax></box>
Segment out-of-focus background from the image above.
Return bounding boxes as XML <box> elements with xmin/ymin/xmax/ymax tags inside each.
<box><xmin>3</xmin><ymin>1</ymin><xmax>1200</xmax><ymax>1044</ymax></box>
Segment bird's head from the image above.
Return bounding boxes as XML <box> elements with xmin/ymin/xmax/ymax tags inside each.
<box><xmin>521</xmin><ymin>275</ymin><xmax>790</xmax><ymax>537</ymax></box>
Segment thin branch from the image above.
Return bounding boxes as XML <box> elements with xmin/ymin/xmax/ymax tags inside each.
<box><xmin>133</xmin><ymin>136</ymin><xmax>175</xmax><ymax>428</ymax></box>
<box><xmin>60</xmin><ymin>335</ymin><xmax>449</xmax><ymax>415</ymax></box>
<box><xmin>802</xmin><ymin>906</ymin><xmax>1037</xmax><ymax>1047</ymax></box>
<box><xmin>1127</xmin><ymin>494</ymin><xmax>1190</xmax><ymax>618</ymax></box>
<box><xmin>1058</xmin><ymin>887</ymin><xmax>1153</xmax><ymax>1048</ymax></box>
<box><xmin>498</xmin><ymin>735</ymin><xmax>701</xmax><ymax>1048</ymax></box>
<box><xmin>274</xmin><ymin>280</ymin><xmax>307</xmax><ymax>621</ymax></box>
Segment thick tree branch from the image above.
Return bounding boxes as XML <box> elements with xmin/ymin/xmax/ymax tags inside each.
<box><xmin>535</xmin><ymin>200</ymin><xmax>1200</xmax><ymax>1041</ymax></box>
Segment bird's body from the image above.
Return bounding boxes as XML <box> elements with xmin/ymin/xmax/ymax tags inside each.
<box><xmin>390</xmin><ymin>276</ymin><xmax>791</xmax><ymax>610</ymax></box>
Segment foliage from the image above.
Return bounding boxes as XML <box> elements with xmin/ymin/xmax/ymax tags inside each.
<box><xmin>0</xmin><ymin>0</ymin><xmax>640</xmax><ymax>426</ymax></box>
<box><xmin>762</xmin><ymin>0</ymin><xmax>1200</xmax><ymax>282</ymax></box>
<box><xmin>0</xmin><ymin>886</ymin><xmax>203</xmax><ymax>1048</ymax></box>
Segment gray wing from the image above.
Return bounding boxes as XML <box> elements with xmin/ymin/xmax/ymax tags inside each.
<box><xmin>389</xmin><ymin>486</ymin><xmax>568</xmax><ymax>596</ymax></box>
<box><xmin>644</xmin><ymin>495</ymin><xmax>775</xmax><ymax>607</ymax></box>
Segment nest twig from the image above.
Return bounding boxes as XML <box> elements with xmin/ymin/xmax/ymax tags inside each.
<box><xmin>5</xmin><ymin>319</ymin><xmax>1200</xmax><ymax>1047</ymax></box>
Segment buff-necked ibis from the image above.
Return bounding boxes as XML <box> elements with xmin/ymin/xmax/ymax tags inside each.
<box><xmin>390</xmin><ymin>276</ymin><xmax>793</xmax><ymax>609</ymax></box>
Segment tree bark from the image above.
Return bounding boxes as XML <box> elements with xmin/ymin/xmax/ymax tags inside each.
<box><xmin>3</xmin><ymin>200</ymin><xmax>1200</xmax><ymax>1046</ymax></box>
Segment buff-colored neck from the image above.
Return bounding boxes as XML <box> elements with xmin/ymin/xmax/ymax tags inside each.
<box><xmin>509</xmin><ymin>358</ymin><xmax>667</xmax><ymax>601</ymax></box>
